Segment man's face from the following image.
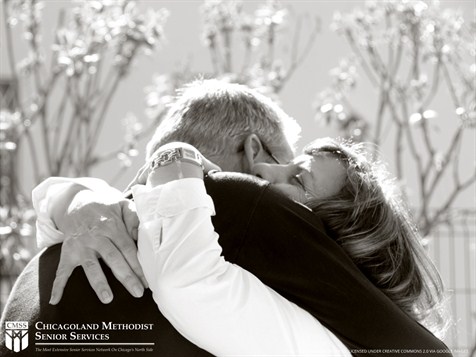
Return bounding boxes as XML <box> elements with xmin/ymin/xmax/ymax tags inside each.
<box><xmin>272</xmin><ymin>144</ymin><xmax>294</xmax><ymax>166</ymax></box>
<box><xmin>212</xmin><ymin>141</ymin><xmax>294</xmax><ymax>174</ymax></box>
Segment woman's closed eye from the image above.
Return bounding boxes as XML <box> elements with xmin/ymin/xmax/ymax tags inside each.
<box><xmin>287</xmin><ymin>173</ymin><xmax>308</xmax><ymax>200</ymax></box>
<box><xmin>293</xmin><ymin>171</ymin><xmax>318</xmax><ymax>200</ymax></box>
<box><xmin>291</xmin><ymin>174</ymin><xmax>306</xmax><ymax>190</ymax></box>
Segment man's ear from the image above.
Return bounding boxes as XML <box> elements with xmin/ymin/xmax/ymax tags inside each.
<box><xmin>243</xmin><ymin>134</ymin><xmax>268</xmax><ymax>169</ymax></box>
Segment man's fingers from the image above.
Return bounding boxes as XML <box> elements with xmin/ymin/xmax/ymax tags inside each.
<box><xmin>96</xmin><ymin>237</ymin><xmax>146</xmax><ymax>296</ymax></box>
<box><xmin>82</xmin><ymin>256</ymin><xmax>114</xmax><ymax>304</ymax></box>
<box><xmin>111</xmin><ymin>211</ymin><xmax>148</xmax><ymax>287</ymax></box>
<box><xmin>114</xmin><ymin>224</ymin><xmax>148</xmax><ymax>288</ymax></box>
<box><xmin>118</xmin><ymin>202</ymin><xmax>147</xmax><ymax>287</ymax></box>
<box><xmin>121</xmin><ymin>200</ymin><xmax>139</xmax><ymax>241</ymax></box>
<box><xmin>50</xmin><ymin>260</ymin><xmax>75</xmax><ymax>305</ymax></box>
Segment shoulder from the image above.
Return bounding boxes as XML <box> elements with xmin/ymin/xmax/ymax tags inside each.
<box><xmin>1</xmin><ymin>251</ymin><xmax>42</xmax><ymax>324</ymax></box>
<box><xmin>204</xmin><ymin>171</ymin><xmax>326</xmax><ymax>233</ymax></box>
<box><xmin>205</xmin><ymin>172</ymin><xmax>270</xmax><ymax>220</ymax></box>
<box><xmin>204</xmin><ymin>171</ymin><xmax>268</xmax><ymax>197</ymax></box>
<box><xmin>0</xmin><ymin>245</ymin><xmax>204</xmax><ymax>353</ymax></box>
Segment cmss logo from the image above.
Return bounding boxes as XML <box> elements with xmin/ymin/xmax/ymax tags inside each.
<box><xmin>5</xmin><ymin>321</ymin><xmax>29</xmax><ymax>352</ymax></box>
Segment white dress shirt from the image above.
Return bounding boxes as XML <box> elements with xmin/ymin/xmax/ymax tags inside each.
<box><xmin>33</xmin><ymin>177</ymin><xmax>350</xmax><ymax>356</ymax></box>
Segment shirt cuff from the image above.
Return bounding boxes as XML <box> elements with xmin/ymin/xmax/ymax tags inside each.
<box><xmin>131</xmin><ymin>178</ymin><xmax>215</xmax><ymax>222</ymax></box>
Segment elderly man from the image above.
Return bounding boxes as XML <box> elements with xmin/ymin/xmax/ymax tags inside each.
<box><xmin>1</xmin><ymin>80</ymin><xmax>450</xmax><ymax>356</ymax></box>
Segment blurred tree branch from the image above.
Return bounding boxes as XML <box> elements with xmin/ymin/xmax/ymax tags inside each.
<box><xmin>145</xmin><ymin>0</ymin><xmax>320</xmax><ymax>110</ymax></box>
<box><xmin>0</xmin><ymin>0</ymin><xmax>168</xmax><ymax>284</ymax></box>
<box><xmin>314</xmin><ymin>0</ymin><xmax>476</xmax><ymax>236</ymax></box>
<box><xmin>2</xmin><ymin>0</ymin><xmax>169</xmax><ymax>181</ymax></box>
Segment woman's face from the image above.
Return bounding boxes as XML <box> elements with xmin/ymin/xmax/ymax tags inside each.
<box><xmin>251</xmin><ymin>152</ymin><xmax>347</xmax><ymax>203</ymax></box>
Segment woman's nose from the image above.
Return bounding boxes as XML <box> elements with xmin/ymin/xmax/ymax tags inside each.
<box><xmin>252</xmin><ymin>163</ymin><xmax>298</xmax><ymax>184</ymax></box>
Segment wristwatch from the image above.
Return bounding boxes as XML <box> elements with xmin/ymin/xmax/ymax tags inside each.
<box><xmin>150</xmin><ymin>147</ymin><xmax>204</xmax><ymax>171</ymax></box>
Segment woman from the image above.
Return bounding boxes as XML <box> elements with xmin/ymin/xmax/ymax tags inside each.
<box><xmin>253</xmin><ymin>138</ymin><xmax>446</xmax><ymax>328</ymax></box>
<box><xmin>129</xmin><ymin>137</ymin><xmax>447</xmax><ymax>355</ymax></box>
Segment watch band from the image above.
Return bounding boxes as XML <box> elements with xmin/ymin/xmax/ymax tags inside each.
<box><xmin>150</xmin><ymin>147</ymin><xmax>204</xmax><ymax>171</ymax></box>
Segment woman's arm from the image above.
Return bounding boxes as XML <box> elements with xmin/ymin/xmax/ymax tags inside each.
<box><xmin>132</xmin><ymin>145</ymin><xmax>350</xmax><ymax>356</ymax></box>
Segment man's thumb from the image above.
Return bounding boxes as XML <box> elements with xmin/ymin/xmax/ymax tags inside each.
<box><xmin>121</xmin><ymin>200</ymin><xmax>139</xmax><ymax>240</ymax></box>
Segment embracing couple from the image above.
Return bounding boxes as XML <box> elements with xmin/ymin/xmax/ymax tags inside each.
<box><xmin>1</xmin><ymin>80</ymin><xmax>451</xmax><ymax>356</ymax></box>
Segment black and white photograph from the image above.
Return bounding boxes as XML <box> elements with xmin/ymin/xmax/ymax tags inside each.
<box><xmin>0</xmin><ymin>0</ymin><xmax>475</xmax><ymax>356</ymax></box>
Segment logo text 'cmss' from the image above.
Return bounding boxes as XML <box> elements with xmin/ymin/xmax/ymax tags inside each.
<box><xmin>5</xmin><ymin>321</ymin><xmax>29</xmax><ymax>352</ymax></box>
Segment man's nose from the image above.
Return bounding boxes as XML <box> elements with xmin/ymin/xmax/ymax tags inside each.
<box><xmin>252</xmin><ymin>163</ymin><xmax>297</xmax><ymax>184</ymax></box>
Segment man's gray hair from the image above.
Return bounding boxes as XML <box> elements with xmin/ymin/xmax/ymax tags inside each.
<box><xmin>146</xmin><ymin>79</ymin><xmax>300</xmax><ymax>161</ymax></box>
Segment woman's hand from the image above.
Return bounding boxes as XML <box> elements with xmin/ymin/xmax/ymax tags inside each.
<box><xmin>50</xmin><ymin>190</ymin><xmax>146</xmax><ymax>305</ymax></box>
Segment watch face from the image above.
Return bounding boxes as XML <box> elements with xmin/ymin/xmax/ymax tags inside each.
<box><xmin>151</xmin><ymin>147</ymin><xmax>202</xmax><ymax>170</ymax></box>
<box><xmin>159</xmin><ymin>149</ymin><xmax>180</xmax><ymax>163</ymax></box>
<box><xmin>151</xmin><ymin>148</ymin><xmax>180</xmax><ymax>168</ymax></box>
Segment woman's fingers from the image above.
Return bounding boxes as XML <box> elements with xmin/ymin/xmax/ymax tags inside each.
<box><xmin>125</xmin><ymin>163</ymin><xmax>150</xmax><ymax>191</ymax></box>
<box><xmin>202</xmin><ymin>156</ymin><xmax>221</xmax><ymax>174</ymax></box>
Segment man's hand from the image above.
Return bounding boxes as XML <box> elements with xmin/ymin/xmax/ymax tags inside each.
<box><xmin>50</xmin><ymin>189</ymin><xmax>146</xmax><ymax>305</ymax></box>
